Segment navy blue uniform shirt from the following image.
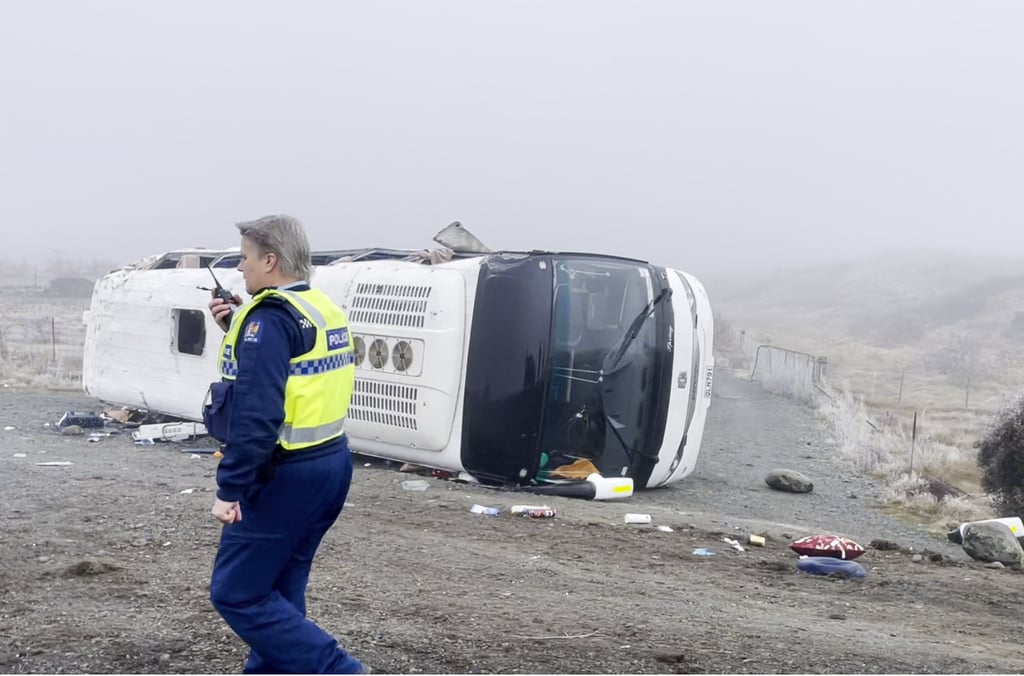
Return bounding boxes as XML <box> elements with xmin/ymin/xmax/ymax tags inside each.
<box><xmin>216</xmin><ymin>282</ymin><xmax>320</xmax><ymax>502</ymax></box>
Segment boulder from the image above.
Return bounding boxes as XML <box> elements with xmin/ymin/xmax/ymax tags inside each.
<box><xmin>765</xmin><ymin>469</ymin><xmax>814</xmax><ymax>493</ymax></box>
<box><xmin>962</xmin><ymin>522</ymin><xmax>1024</xmax><ymax>567</ymax></box>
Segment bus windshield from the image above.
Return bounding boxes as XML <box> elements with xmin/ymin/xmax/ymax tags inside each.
<box><xmin>539</xmin><ymin>257</ymin><xmax>669</xmax><ymax>480</ymax></box>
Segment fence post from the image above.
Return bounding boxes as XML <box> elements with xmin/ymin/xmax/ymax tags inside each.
<box><xmin>910</xmin><ymin>410</ymin><xmax>918</xmax><ymax>474</ymax></box>
<box><xmin>897</xmin><ymin>369</ymin><xmax>905</xmax><ymax>405</ymax></box>
<box><xmin>51</xmin><ymin>317</ymin><xmax>56</xmax><ymax>363</ymax></box>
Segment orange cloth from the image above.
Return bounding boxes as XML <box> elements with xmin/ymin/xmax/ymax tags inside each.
<box><xmin>548</xmin><ymin>458</ymin><xmax>600</xmax><ymax>480</ymax></box>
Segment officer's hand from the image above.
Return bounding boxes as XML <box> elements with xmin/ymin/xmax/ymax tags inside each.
<box><xmin>212</xmin><ymin>498</ymin><xmax>242</xmax><ymax>524</ymax></box>
<box><xmin>208</xmin><ymin>292</ymin><xmax>242</xmax><ymax>333</ymax></box>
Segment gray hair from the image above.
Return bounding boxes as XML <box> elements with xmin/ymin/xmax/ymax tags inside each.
<box><xmin>235</xmin><ymin>214</ymin><xmax>312</xmax><ymax>281</ymax></box>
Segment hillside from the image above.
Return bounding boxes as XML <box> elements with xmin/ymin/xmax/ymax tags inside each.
<box><xmin>702</xmin><ymin>250</ymin><xmax>1024</xmax><ymax>413</ymax></box>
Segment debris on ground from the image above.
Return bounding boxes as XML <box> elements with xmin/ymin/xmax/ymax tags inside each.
<box><xmin>947</xmin><ymin>516</ymin><xmax>1023</xmax><ymax>545</ymax></box>
<box><xmin>790</xmin><ymin>534</ymin><xmax>865</xmax><ymax>560</ymax></box>
<box><xmin>401</xmin><ymin>479</ymin><xmax>429</xmax><ymax>491</ymax></box>
<box><xmin>796</xmin><ymin>556</ymin><xmax>867</xmax><ymax>578</ymax></box>
<box><xmin>131</xmin><ymin>422</ymin><xmax>207</xmax><ymax>443</ymax></box>
<box><xmin>624</xmin><ymin>513</ymin><xmax>652</xmax><ymax>524</ymax></box>
<box><xmin>57</xmin><ymin>411</ymin><xmax>104</xmax><ymax>429</ymax></box>
<box><xmin>723</xmin><ymin>537</ymin><xmax>745</xmax><ymax>552</ymax></box>
<box><xmin>961</xmin><ymin>521</ymin><xmax>1023</xmax><ymax>567</ymax></box>
<box><xmin>470</xmin><ymin>504</ymin><xmax>500</xmax><ymax>516</ymax></box>
<box><xmin>764</xmin><ymin>468</ymin><xmax>814</xmax><ymax>493</ymax></box>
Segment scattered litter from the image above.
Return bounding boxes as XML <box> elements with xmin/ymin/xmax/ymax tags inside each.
<box><xmin>103</xmin><ymin>408</ymin><xmax>133</xmax><ymax>425</ymax></box>
<box><xmin>364</xmin><ymin>462</ymin><xmax>372</xmax><ymax>467</ymax></box>
<box><xmin>35</xmin><ymin>461</ymin><xmax>73</xmax><ymax>466</ymax></box>
<box><xmin>723</xmin><ymin>537</ymin><xmax>745</xmax><ymax>552</ymax></box>
<box><xmin>13</xmin><ymin>453</ymin><xmax>27</xmax><ymax>458</ymax></box>
<box><xmin>692</xmin><ymin>548</ymin><xmax>716</xmax><ymax>557</ymax></box>
<box><xmin>134</xmin><ymin>438</ymin><xmax>155</xmax><ymax>446</ymax></box>
<box><xmin>656</xmin><ymin>525</ymin><xmax>674</xmax><ymax>533</ymax></box>
<box><xmin>4</xmin><ymin>425</ymin><xmax>14</xmax><ymax>431</ymax></box>
<box><xmin>180</xmin><ymin>447</ymin><xmax>218</xmax><ymax>455</ymax></box>
<box><xmin>131</xmin><ymin>422</ymin><xmax>207</xmax><ymax>443</ymax></box>
<box><xmin>748</xmin><ymin>534</ymin><xmax>766</xmax><ymax>547</ymax></box>
<box><xmin>86</xmin><ymin>437</ymin><xmax>101</xmax><ymax>443</ymax></box>
<box><xmin>624</xmin><ymin>513</ymin><xmax>652</xmax><ymax>525</ymax></box>
<box><xmin>179</xmin><ymin>488</ymin><xmax>194</xmax><ymax>495</ymax></box>
<box><xmin>162</xmin><ymin>542</ymin><xmax>172</xmax><ymax>547</ymax></box>
<box><xmin>511</xmin><ymin>505</ymin><xmax>556</xmax><ymax>518</ymax></box>
<box><xmin>401</xmin><ymin>479</ymin><xmax>429</xmax><ymax>491</ymax></box>
<box><xmin>57</xmin><ymin>411</ymin><xmax>104</xmax><ymax>429</ymax></box>
<box><xmin>470</xmin><ymin>504</ymin><xmax>500</xmax><ymax>516</ymax></box>
<box><xmin>189</xmin><ymin>454</ymin><xmax>202</xmax><ymax>459</ymax></box>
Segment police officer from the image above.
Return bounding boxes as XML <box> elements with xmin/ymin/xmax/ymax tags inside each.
<box><xmin>206</xmin><ymin>214</ymin><xmax>368</xmax><ymax>674</ymax></box>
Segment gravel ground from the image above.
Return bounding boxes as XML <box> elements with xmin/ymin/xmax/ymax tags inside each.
<box><xmin>0</xmin><ymin>372</ymin><xmax>1019</xmax><ymax>674</ymax></box>
<box><xmin>673</xmin><ymin>372</ymin><xmax>965</xmax><ymax>557</ymax></box>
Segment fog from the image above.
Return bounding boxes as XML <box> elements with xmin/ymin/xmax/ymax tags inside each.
<box><xmin>2</xmin><ymin>1</ymin><xmax>1022</xmax><ymax>279</ymax></box>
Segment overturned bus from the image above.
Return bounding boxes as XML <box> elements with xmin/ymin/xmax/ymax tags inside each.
<box><xmin>82</xmin><ymin>226</ymin><xmax>714</xmax><ymax>491</ymax></box>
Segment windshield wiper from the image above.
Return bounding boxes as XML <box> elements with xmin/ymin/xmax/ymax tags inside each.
<box><xmin>601</xmin><ymin>287</ymin><xmax>671</xmax><ymax>374</ymax></box>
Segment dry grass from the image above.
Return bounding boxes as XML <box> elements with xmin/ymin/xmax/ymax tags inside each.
<box><xmin>719</xmin><ymin>320</ymin><xmax>997</xmax><ymax>526</ymax></box>
<box><xmin>0</xmin><ymin>286</ymin><xmax>90</xmax><ymax>389</ymax></box>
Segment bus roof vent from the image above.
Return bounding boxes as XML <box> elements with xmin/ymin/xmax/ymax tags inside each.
<box><xmin>350</xmin><ymin>283</ymin><xmax>432</xmax><ymax>328</ymax></box>
<box><xmin>349</xmin><ymin>379</ymin><xmax>418</xmax><ymax>430</ymax></box>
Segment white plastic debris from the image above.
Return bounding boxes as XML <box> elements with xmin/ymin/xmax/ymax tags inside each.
<box><xmin>723</xmin><ymin>537</ymin><xmax>745</xmax><ymax>552</ymax></box>
<box><xmin>401</xmin><ymin>479</ymin><xmax>429</xmax><ymax>491</ymax></box>
<box><xmin>179</xmin><ymin>488</ymin><xmax>194</xmax><ymax>495</ymax></box>
<box><xmin>35</xmin><ymin>461</ymin><xmax>73</xmax><ymax>466</ymax></box>
<box><xmin>624</xmin><ymin>513</ymin><xmax>652</xmax><ymax>524</ymax></box>
<box><xmin>13</xmin><ymin>453</ymin><xmax>27</xmax><ymax>458</ymax></box>
<box><xmin>189</xmin><ymin>453</ymin><xmax>202</xmax><ymax>459</ymax></box>
<box><xmin>656</xmin><ymin>525</ymin><xmax>674</xmax><ymax>533</ymax></box>
<box><xmin>4</xmin><ymin>426</ymin><xmax>14</xmax><ymax>431</ymax></box>
<box><xmin>470</xmin><ymin>504</ymin><xmax>500</xmax><ymax>516</ymax></box>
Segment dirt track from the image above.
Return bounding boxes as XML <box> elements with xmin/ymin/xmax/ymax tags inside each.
<box><xmin>1</xmin><ymin>374</ymin><xmax>1022</xmax><ymax>674</ymax></box>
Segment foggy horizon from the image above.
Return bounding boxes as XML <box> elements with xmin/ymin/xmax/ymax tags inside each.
<box><xmin>3</xmin><ymin>1</ymin><xmax>1023</xmax><ymax>281</ymax></box>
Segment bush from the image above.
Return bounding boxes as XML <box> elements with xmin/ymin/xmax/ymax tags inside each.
<box><xmin>976</xmin><ymin>394</ymin><xmax>1024</xmax><ymax>517</ymax></box>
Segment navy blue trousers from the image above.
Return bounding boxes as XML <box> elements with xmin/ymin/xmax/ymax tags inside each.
<box><xmin>210</xmin><ymin>442</ymin><xmax>363</xmax><ymax>674</ymax></box>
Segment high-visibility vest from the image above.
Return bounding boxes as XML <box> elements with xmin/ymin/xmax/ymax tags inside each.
<box><xmin>217</xmin><ymin>287</ymin><xmax>355</xmax><ymax>451</ymax></box>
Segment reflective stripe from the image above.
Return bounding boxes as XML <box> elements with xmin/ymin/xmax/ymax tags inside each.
<box><xmin>221</xmin><ymin>360</ymin><xmax>239</xmax><ymax>377</ymax></box>
<box><xmin>289</xmin><ymin>351</ymin><xmax>355</xmax><ymax>375</ymax></box>
<box><xmin>277</xmin><ymin>290</ymin><xmax>326</xmax><ymax>328</ymax></box>
<box><xmin>278</xmin><ymin>417</ymin><xmax>346</xmax><ymax>445</ymax></box>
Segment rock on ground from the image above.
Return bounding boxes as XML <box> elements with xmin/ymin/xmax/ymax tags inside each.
<box><xmin>962</xmin><ymin>522</ymin><xmax>1024</xmax><ymax>567</ymax></box>
<box><xmin>765</xmin><ymin>468</ymin><xmax>814</xmax><ymax>493</ymax></box>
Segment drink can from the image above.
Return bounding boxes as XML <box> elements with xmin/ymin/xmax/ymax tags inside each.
<box><xmin>511</xmin><ymin>505</ymin><xmax>556</xmax><ymax>518</ymax></box>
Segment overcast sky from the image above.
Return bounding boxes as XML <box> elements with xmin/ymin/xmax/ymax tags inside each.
<box><xmin>2</xmin><ymin>1</ymin><xmax>1022</xmax><ymax>278</ymax></box>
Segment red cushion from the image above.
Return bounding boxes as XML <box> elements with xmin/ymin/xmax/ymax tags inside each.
<box><xmin>789</xmin><ymin>534</ymin><xmax>865</xmax><ymax>560</ymax></box>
